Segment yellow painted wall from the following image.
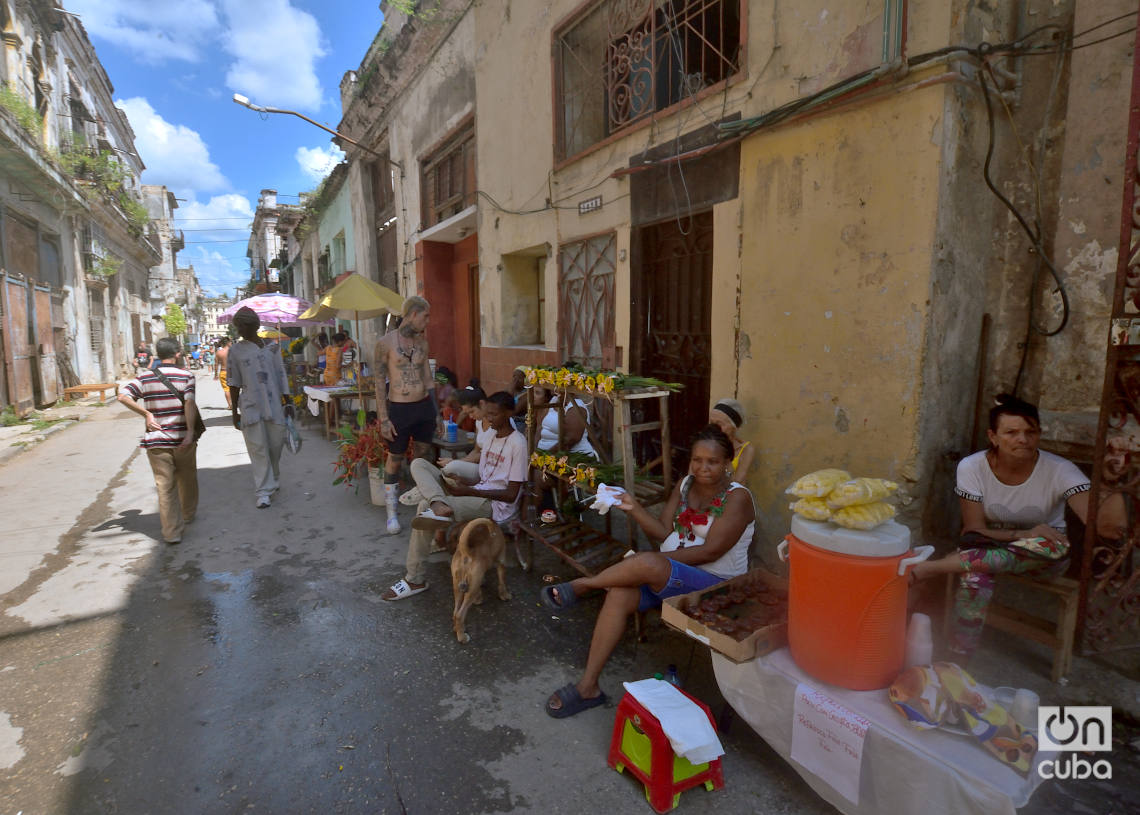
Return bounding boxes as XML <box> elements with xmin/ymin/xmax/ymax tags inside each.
<box><xmin>737</xmin><ymin>88</ymin><xmax>946</xmax><ymax>542</ymax></box>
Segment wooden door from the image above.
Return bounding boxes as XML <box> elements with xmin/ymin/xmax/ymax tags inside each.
<box><xmin>1</xmin><ymin>275</ymin><xmax>34</xmax><ymax>415</ymax></box>
<box><xmin>468</xmin><ymin>263</ymin><xmax>480</xmax><ymax>381</ymax></box>
<box><xmin>632</xmin><ymin>212</ymin><xmax>714</xmax><ymax>466</ymax></box>
<box><xmin>32</xmin><ymin>283</ymin><xmax>59</xmax><ymax>404</ymax></box>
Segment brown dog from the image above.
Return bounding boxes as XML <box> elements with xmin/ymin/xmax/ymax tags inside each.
<box><xmin>450</xmin><ymin>518</ymin><xmax>512</xmax><ymax>644</ymax></box>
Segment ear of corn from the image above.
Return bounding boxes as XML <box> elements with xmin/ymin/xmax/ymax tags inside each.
<box><xmin>826</xmin><ymin>477</ymin><xmax>900</xmax><ymax>508</ymax></box>
<box><xmin>832</xmin><ymin>502</ymin><xmax>896</xmax><ymax>530</ymax></box>
<box><xmin>790</xmin><ymin>496</ymin><xmax>834</xmax><ymax>521</ymax></box>
<box><xmin>786</xmin><ymin>468</ymin><xmax>852</xmax><ymax>498</ymax></box>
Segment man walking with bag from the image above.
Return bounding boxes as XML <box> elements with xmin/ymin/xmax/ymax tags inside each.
<box><xmin>227</xmin><ymin>306</ymin><xmax>294</xmax><ymax>508</ymax></box>
<box><xmin>117</xmin><ymin>337</ymin><xmax>201</xmax><ymax>544</ymax></box>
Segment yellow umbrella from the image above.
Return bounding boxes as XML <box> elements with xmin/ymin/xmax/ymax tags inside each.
<box><xmin>299</xmin><ymin>273</ymin><xmax>405</xmax><ymax>422</ymax></box>
<box><xmin>257</xmin><ymin>327</ymin><xmax>289</xmax><ymax>340</ymax></box>
<box><xmin>298</xmin><ymin>272</ymin><xmax>404</xmax><ymax>322</ymax></box>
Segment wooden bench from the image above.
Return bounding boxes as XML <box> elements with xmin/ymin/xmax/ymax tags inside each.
<box><xmin>944</xmin><ymin>573</ymin><xmax>1080</xmax><ymax>682</ymax></box>
<box><xmin>63</xmin><ymin>383</ymin><xmax>119</xmax><ymax>402</ymax></box>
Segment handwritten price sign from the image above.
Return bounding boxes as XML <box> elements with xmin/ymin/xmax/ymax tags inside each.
<box><xmin>790</xmin><ymin>684</ymin><xmax>871</xmax><ymax>804</ymax></box>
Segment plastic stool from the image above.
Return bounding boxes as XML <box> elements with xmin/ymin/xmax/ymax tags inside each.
<box><xmin>606</xmin><ymin>689</ymin><xmax>725</xmax><ymax>813</ymax></box>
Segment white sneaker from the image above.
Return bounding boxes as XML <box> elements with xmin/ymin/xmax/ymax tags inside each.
<box><xmin>257</xmin><ymin>495</ymin><xmax>271</xmax><ymax>508</ymax></box>
<box><xmin>386</xmin><ymin>516</ymin><xmax>401</xmax><ymax>535</ymax></box>
<box><xmin>398</xmin><ymin>487</ymin><xmax>422</xmax><ymax>506</ymax></box>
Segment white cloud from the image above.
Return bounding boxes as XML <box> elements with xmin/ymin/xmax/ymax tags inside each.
<box><xmin>188</xmin><ymin>246</ymin><xmax>249</xmax><ymax>297</ymax></box>
<box><xmin>221</xmin><ymin>0</ymin><xmax>325</xmax><ymax>111</ymax></box>
<box><xmin>66</xmin><ymin>0</ymin><xmax>220</xmax><ymax>63</ymax></box>
<box><xmin>116</xmin><ymin>97</ymin><xmax>228</xmax><ymax>196</ymax></box>
<box><xmin>175</xmin><ymin>195</ymin><xmax>254</xmax><ymax>296</ymax></box>
<box><xmin>295</xmin><ymin>144</ymin><xmax>345</xmax><ymax>183</ymax></box>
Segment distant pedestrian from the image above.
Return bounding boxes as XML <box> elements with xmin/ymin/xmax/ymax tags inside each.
<box><xmin>134</xmin><ymin>342</ymin><xmax>152</xmax><ymax>375</ymax></box>
<box><xmin>117</xmin><ymin>337</ymin><xmax>199</xmax><ymax>545</ymax></box>
<box><xmin>214</xmin><ymin>337</ymin><xmax>232</xmax><ymax>409</ymax></box>
<box><xmin>227</xmin><ymin>307</ymin><xmax>294</xmax><ymax>508</ymax></box>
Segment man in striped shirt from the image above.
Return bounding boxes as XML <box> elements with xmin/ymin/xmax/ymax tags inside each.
<box><xmin>117</xmin><ymin>337</ymin><xmax>200</xmax><ymax>544</ymax></box>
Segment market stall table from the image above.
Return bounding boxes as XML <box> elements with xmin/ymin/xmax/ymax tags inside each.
<box><xmin>303</xmin><ymin>385</ymin><xmax>376</xmax><ymax>440</ymax></box>
<box><xmin>712</xmin><ymin>648</ymin><xmax>1052</xmax><ymax>815</ymax></box>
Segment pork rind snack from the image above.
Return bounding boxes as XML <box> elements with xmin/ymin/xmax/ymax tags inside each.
<box><xmin>786</xmin><ymin>469</ymin><xmax>852</xmax><ymax>498</ymax></box>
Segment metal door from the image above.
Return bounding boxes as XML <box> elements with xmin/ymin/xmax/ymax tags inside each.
<box><xmin>1</xmin><ymin>275</ymin><xmax>34</xmax><ymax>415</ymax></box>
<box><xmin>632</xmin><ymin>212</ymin><xmax>713</xmax><ymax>463</ymax></box>
<box><xmin>1081</xmin><ymin>22</ymin><xmax>1140</xmax><ymax>654</ymax></box>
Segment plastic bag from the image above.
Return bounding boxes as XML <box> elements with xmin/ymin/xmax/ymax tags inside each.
<box><xmin>832</xmin><ymin>502</ymin><xmax>896</xmax><ymax>530</ymax></box>
<box><xmin>589</xmin><ymin>483</ymin><xmax>625</xmax><ymax>515</ymax></box>
<box><xmin>285</xmin><ymin>416</ymin><xmax>303</xmax><ymax>455</ymax></box>
<box><xmin>785</xmin><ymin>468</ymin><xmax>851</xmax><ymax>498</ymax></box>
<box><xmin>826</xmin><ymin>477</ymin><xmax>899</xmax><ymax>508</ymax></box>
<box><xmin>789</xmin><ymin>496</ymin><xmax>833</xmax><ymax>521</ymax></box>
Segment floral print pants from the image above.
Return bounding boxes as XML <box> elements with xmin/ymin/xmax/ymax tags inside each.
<box><xmin>950</xmin><ymin>547</ymin><xmax>1068</xmax><ymax>655</ymax></box>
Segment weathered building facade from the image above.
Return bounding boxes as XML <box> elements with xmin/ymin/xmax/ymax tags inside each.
<box><xmin>326</xmin><ymin>0</ymin><xmax>1134</xmax><ymax>587</ymax></box>
<box><xmin>0</xmin><ymin>2</ymin><xmax>172</xmax><ymax>412</ymax></box>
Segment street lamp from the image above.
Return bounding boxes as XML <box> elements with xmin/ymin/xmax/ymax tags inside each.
<box><xmin>231</xmin><ymin>94</ymin><xmax>403</xmax><ymax>173</ymax></box>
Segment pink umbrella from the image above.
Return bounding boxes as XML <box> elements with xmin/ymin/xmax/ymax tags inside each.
<box><xmin>219</xmin><ymin>293</ymin><xmax>331</xmax><ymax>326</ymax></box>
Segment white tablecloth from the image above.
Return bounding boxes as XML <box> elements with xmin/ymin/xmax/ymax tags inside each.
<box><xmin>713</xmin><ymin>649</ymin><xmax>1052</xmax><ymax>815</ymax></box>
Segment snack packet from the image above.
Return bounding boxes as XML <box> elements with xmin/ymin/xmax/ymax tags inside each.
<box><xmin>826</xmin><ymin>477</ymin><xmax>899</xmax><ymax>508</ymax></box>
<box><xmin>786</xmin><ymin>468</ymin><xmax>852</xmax><ymax>498</ymax></box>
<box><xmin>832</xmin><ymin>501</ymin><xmax>896</xmax><ymax>530</ymax></box>
<box><xmin>789</xmin><ymin>496</ymin><xmax>833</xmax><ymax>521</ymax></box>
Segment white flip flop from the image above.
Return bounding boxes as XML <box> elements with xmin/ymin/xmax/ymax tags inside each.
<box><xmin>383</xmin><ymin>579</ymin><xmax>428</xmax><ymax>601</ymax></box>
<box><xmin>411</xmin><ymin>509</ymin><xmax>454</xmax><ymax>531</ymax></box>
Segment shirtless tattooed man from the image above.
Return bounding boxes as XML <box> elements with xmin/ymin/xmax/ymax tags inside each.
<box><xmin>374</xmin><ymin>295</ymin><xmax>439</xmax><ymax>534</ymax></box>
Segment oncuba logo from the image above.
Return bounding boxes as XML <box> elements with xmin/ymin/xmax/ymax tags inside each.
<box><xmin>1037</xmin><ymin>706</ymin><xmax>1112</xmax><ymax>780</ymax></box>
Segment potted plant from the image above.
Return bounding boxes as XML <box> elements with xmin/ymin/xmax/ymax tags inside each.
<box><xmin>332</xmin><ymin>422</ymin><xmax>388</xmax><ymax>504</ymax></box>
<box><xmin>288</xmin><ymin>335</ymin><xmax>308</xmax><ymax>362</ymax></box>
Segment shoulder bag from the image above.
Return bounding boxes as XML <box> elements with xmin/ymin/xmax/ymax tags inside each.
<box><xmin>152</xmin><ymin>369</ymin><xmax>207</xmax><ymax>442</ymax></box>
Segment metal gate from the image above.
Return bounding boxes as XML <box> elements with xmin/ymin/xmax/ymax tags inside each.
<box><xmin>1081</xmin><ymin>22</ymin><xmax>1140</xmax><ymax>654</ymax></box>
<box><xmin>632</xmin><ymin>212</ymin><xmax>714</xmax><ymax>461</ymax></box>
<box><xmin>558</xmin><ymin>232</ymin><xmax>616</xmax><ymax>369</ymax></box>
<box><xmin>1</xmin><ymin>274</ymin><xmax>34</xmax><ymax>415</ymax></box>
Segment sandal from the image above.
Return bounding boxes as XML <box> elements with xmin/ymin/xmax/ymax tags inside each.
<box><xmin>382</xmin><ymin>579</ymin><xmax>428</xmax><ymax>601</ymax></box>
<box><xmin>540</xmin><ymin>581</ymin><xmax>579</xmax><ymax>610</ymax></box>
<box><xmin>411</xmin><ymin>509</ymin><xmax>453</xmax><ymax>531</ymax></box>
<box><xmin>545</xmin><ymin>683</ymin><xmax>608</xmax><ymax>719</ymax></box>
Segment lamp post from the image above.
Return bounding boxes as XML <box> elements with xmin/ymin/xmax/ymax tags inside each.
<box><xmin>231</xmin><ymin>94</ymin><xmax>403</xmax><ymax>173</ymax></box>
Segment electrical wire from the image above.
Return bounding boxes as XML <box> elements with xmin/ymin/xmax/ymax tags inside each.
<box><xmin>977</xmin><ymin>64</ymin><xmax>1069</xmax><ymax>339</ymax></box>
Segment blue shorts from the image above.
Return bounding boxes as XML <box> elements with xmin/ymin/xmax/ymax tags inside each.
<box><xmin>638</xmin><ymin>559</ymin><xmax>724</xmax><ymax>612</ymax></box>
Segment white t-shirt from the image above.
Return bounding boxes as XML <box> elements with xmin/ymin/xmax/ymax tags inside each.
<box><xmin>476</xmin><ymin>429</ymin><xmax>529</xmax><ymax>523</ymax></box>
<box><xmin>537</xmin><ymin>396</ymin><xmax>596</xmax><ymax>457</ymax></box>
<box><xmin>955</xmin><ymin>450</ymin><xmax>1090</xmax><ymax>531</ymax></box>
<box><xmin>660</xmin><ymin>476</ymin><xmax>754</xmax><ymax>580</ymax></box>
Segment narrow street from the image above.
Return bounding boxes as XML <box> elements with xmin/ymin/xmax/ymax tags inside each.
<box><xmin>0</xmin><ymin>375</ymin><xmax>829</xmax><ymax>814</ymax></box>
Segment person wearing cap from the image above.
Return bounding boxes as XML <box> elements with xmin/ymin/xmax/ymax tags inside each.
<box><xmin>227</xmin><ymin>306</ymin><xmax>294</xmax><ymax>508</ymax></box>
<box><xmin>373</xmin><ymin>295</ymin><xmax>440</xmax><ymax>535</ymax></box>
<box><xmin>708</xmin><ymin>397</ymin><xmax>753</xmax><ymax>485</ymax></box>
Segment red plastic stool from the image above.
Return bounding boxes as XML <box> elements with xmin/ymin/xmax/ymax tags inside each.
<box><xmin>606</xmin><ymin>688</ymin><xmax>725</xmax><ymax>813</ymax></box>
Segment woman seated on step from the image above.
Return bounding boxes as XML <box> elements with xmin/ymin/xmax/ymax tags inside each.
<box><xmin>910</xmin><ymin>394</ymin><xmax>1090</xmax><ymax>659</ymax></box>
<box><xmin>541</xmin><ymin>424</ymin><xmax>756</xmax><ymax>718</ymax></box>
<box><xmin>708</xmin><ymin>396</ymin><xmax>754</xmax><ymax>485</ymax></box>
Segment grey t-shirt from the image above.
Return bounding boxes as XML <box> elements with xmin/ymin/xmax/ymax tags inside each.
<box><xmin>227</xmin><ymin>340</ymin><xmax>290</xmax><ymax>426</ymax></box>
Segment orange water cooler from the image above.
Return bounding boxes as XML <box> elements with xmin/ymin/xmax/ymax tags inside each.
<box><xmin>777</xmin><ymin>516</ymin><xmax>933</xmax><ymax>690</ymax></box>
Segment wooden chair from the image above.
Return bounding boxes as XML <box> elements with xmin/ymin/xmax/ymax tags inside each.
<box><xmin>943</xmin><ymin>573</ymin><xmax>1080</xmax><ymax>682</ymax></box>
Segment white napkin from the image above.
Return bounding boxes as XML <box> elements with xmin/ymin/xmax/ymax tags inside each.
<box><xmin>589</xmin><ymin>483</ymin><xmax>625</xmax><ymax>515</ymax></box>
<box><xmin>622</xmin><ymin>678</ymin><xmax>725</xmax><ymax>764</ymax></box>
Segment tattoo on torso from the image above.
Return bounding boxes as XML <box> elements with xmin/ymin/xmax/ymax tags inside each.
<box><xmin>381</xmin><ymin>330</ymin><xmax>429</xmax><ymax>402</ymax></box>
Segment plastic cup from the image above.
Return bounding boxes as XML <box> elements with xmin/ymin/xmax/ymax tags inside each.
<box><xmin>1009</xmin><ymin>689</ymin><xmax>1039</xmax><ymax>729</ymax></box>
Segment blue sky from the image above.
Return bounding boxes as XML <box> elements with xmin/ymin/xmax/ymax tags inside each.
<box><xmin>65</xmin><ymin>0</ymin><xmax>383</xmax><ymax>297</ymax></box>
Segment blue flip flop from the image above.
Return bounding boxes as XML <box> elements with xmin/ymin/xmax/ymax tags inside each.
<box><xmin>546</xmin><ymin>683</ymin><xmax>608</xmax><ymax>719</ymax></box>
<box><xmin>540</xmin><ymin>581</ymin><xmax>579</xmax><ymax>610</ymax></box>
